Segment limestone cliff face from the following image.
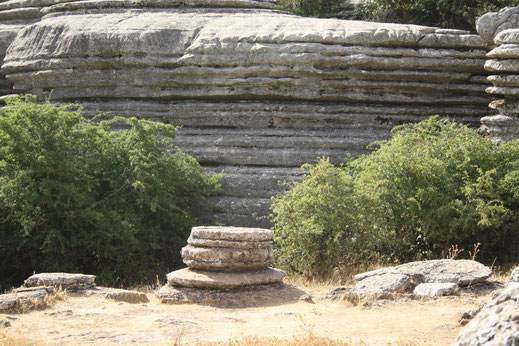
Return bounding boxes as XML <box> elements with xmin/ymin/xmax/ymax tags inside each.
<box><xmin>0</xmin><ymin>1</ymin><xmax>495</xmax><ymax>226</ymax></box>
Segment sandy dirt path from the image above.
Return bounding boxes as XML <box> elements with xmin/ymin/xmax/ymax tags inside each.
<box><xmin>0</xmin><ymin>285</ymin><xmax>489</xmax><ymax>345</ymax></box>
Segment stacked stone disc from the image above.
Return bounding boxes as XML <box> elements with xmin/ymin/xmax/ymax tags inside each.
<box><xmin>482</xmin><ymin>28</ymin><xmax>519</xmax><ymax>142</ymax></box>
<box><xmin>159</xmin><ymin>227</ymin><xmax>285</xmax><ymax>295</ymax></box>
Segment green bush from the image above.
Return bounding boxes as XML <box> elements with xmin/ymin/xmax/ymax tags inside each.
<box><xmin>0</xmin><ymin>95</ymin><xmax>222</xmax><ymax>289</ymax></box>
<box><xmin>278</xmin><ymin>0</ymin><xmax>343</xmax><ymax>17</ymax></box>
<box><xmin>271</xmin><ymin>117</ymin><xmax>519</xmax><ymax>278</ymax></box>
<box><xmin>354</xmin><ymin>0</ymin><xmax>519</xmax><ymax>31</ymax></box>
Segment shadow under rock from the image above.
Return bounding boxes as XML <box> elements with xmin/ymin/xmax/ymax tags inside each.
<box><xmin>157</xmin><ymin>283</ymin><xmax>308</xmax><ymax>308</ymax></box>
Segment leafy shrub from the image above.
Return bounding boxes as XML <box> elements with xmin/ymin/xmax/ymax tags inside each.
<box><xmin>354</xmin><ymin>0</ymin><xmax>519</xmax><ymax>31</ymax></box>
<box><xmin>271</xmin><ymin>117</ymin><xmax>519</xmax><ymax>278</ymax></box>
<box><xmin>0</xmin><ymin>95</ymin><xmax>221</xmax><ymax>289</ymax></box>
<box><xmin>278</xmin><ymin>0</ymin><xmax>343</xmax><ymax>17</ymax></box>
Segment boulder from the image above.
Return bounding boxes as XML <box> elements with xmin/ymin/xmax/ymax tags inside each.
<box><xmin>349</xmin><ymin>273</ymin><xmax>411</xmax><ymax>298</ymax></box>
<box><xmin>181</xmin><ymin>245</ymin><xmax>272</xmax><ymax>271</ymax></box>
<box><xmin>23</xmin><ymin>272</ymin><xmax>96</xmax><ymax>290</ymax></box>
<box><xmin>413</xmin><ymin>282</ymin><xmax>458</xmax><ymax>298</ymax></box>
<box><xmin>355</xmin><ymin>259</ymin><xmax>492</xmax><ymax>286</ymax></box>
<box><xmin>166</xmin><ymin>267</ymin><xmax>285</xmax><ymax>289</ymax></box>
<box><xmin>351</xmin><ymin>260</ymin><xmax>492</xmax><ymax>299</ymax></box>
<box><xmin>453</xmin><ymin>283</ymin><xmax>519</xmax><ymax>345</ymax></box>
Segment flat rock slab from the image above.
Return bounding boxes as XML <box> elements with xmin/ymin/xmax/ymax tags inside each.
<box><xmin>413</xmin><ymin>283</ymin><xmax>458</xmax><ymax>298</ymax></box>
<box><xmin>453</xmin><ymin>282</ymin><xmax>519</xmax><ymax>345</ymax></box>
<box><xmin>88</xmin><ymin>287</ymin><xmax>149</xmax><ymax>304</ymax></box>
<box><xmin>187</xmin><ymin>236</ymin><xmax>272</xmax><ymax>249</ymax></box>
<box><xmin>24</xmin><ymin>272</ymin><xmax>96</xmax><ymax>289</ymax></box>
<box><xmin>190</xmin><ymin>226</ymin><xmax>274</xmax><ymax>242</ymax></box>
<box><xmin>349</xmin><ymin>273</ymin><xmax>411</xmax><ymax>299</ymax></box>
<box><xmin>157</xmin><ymin>282</ymin><xmax>305</xmax><ymax>307</ymax></box>
<box><xmin>0</xmin><ymin>287</ymin><xmax>53</xmax><ymax>313</ymax></box>
<box><xmin>355</xmin><ymin>259</ymin><xmax>491</xmax><ymax>287</ymax></box>
<box><xmin>166</xmin><ymin>267</ymin><xmax>285</xmax><ymax>289</ymax></box>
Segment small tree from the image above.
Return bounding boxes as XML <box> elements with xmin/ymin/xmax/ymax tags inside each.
<box><xmin>0</xmin><ymin>95</ymin><xmax>222</xmax><ymax>289</ymax></box>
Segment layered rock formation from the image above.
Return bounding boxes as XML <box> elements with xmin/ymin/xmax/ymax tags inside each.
<box><xmin>157</xmin><ymin>226</ymin><xmax>286</xmax><ymax>304</ymax></box>
<box><xmin>479</xmin><ymin>7</ymin><xmax>519</xmax><ymax>141</ymax></box>
<box><xmin>0</xmin><ymin>1</ymin><xmax>495</xmax><ymax>226</ymax></box>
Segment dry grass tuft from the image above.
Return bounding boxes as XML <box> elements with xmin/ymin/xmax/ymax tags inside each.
<box><xmin>0</xmin><ymin>330</ymin><xmax>44</xmax><ymax>346</ymax></box>
<box><xmin>191</xmin><ymin>334</ymin><xmax>353</xmax><ymax>346</ymax></box>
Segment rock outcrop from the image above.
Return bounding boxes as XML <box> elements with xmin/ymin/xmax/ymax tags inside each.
<box><xmin>157</xmin><ymin>226</ymin><xmax>286</xmax><ymax>304</ymax></box>
<box><xmin>350</xmin><ymin>259</ymin><xmax>492</xmax><ymax>299</ymax></box>
<box><xmin>477</xmin><ymin>6</ymin><xmax>519</xmax><ymax>142</ymax></box>
<box><xmin>0</xmin><ymin>272</ymin><xmax>149</xmax><ymax>311</ymax></box>
<box><xmin>0</xmin><ymin>1</ymin><xmax>495</xmax><ymax>226</ymax></box>
<box><xmin>481</xmin><ymin>27</ymin><xmax>519</xmax><ymax>141</ymax></box>
<box><xmin>453</xmin><ymin>282</ymin><xmax>519</xmax><ymax>346</ymax></box>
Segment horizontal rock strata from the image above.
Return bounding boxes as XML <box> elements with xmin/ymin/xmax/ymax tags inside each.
<box><xmin>1</xmin><ymin>1</ymin><xmax>495</xmax><ymax>226</ymax></box>
<box><xmin>481</xmin><ymin>25</ymin><xmax>519</xmax><ymax>142</ymax></box>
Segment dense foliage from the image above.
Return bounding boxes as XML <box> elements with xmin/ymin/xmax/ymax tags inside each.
<box><xmin>353</xmin><ymin>0</ymin><xmax>519</xmax><ymax>31</ymax></box>
<box><xmin>271</xmin><ymin>117</ymin><xmax>519</xmax><ymax>278</ymax></box>
<box><xmin>277</xmin><ymin>0</ymin><xmax>343</xmax><ymax>17</ymax></box>
<box><xmin>0</xmin><ymin>96</ymin><xmax>221</xmax><ymax>289</ymax></box>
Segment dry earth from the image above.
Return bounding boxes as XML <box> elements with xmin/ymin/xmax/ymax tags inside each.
<box><xmin>0</xmin><ymin>283</ymin><xmax>491</xmax><ymax>346</ymax></box>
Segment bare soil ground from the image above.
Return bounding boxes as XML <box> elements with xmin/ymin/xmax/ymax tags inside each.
<box><xmin>0</xmin><ymin>283</ymin><xmax>491</xmax><ymax>346</ymax></box>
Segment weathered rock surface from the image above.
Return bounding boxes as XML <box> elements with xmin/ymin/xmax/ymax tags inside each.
<box><xmin>477</xmin><ymin>6</ymin><xmax>519</xmax><ymax>45</ymax></box>
<box><xmin>479</xmin><ymin>15</ymin><xmax>519</xmax><ymax>142</ymax></box>
<box><xmin>157</xmin><ymin>281</ymin><xmax>305</xmax><ymax>307</ymax></box>
<box><xmin>1</xmin><ymin>1</ymin><xmax>495</xmax><ymax>226</ymax></box>
<box><xmin>190</xmin><ymin>226</ymin><xmax>274</xmax><ymax>242</ymax></box>
<box><xmin>166</xmin><ymin>267</ymin><xmax>285</xmax><ymax>289</ymax></box>
<box><xmin>187</xmin><ymin>237</ymin><xmax>272</xmax><ymax>249</ymax></box>
<box><xmin>355</xmin><ymin>260</ymin><xmax>492</xmax><ymax>286</ymax></box>
<box><xmin>349</xmin><ymin>273</ymin><xmax>411</xmax><ymax>298</ymax></box>
<box><xmin>23</xmin><ymin>272</ymin><xmax>96</xmax><ymax>290</ymax></box>
<box><xmin>351</xmin><ymin>260</ymin><xmax>492</xmax><ymax>298</ymax></box>
<box><xmin>0</xmin><ymin>286</ymin><xmax>53</xmax><ymax>313</ymax></box>
<box><xmin>453</xmin><ymin>282</ymin><xmax>519</xmax><ymax>346</ymax></box>
<box><xmin>89</xmin><ymin>287</ymin><xmax>150</xmax><ymax>303</ymax></box>
<box><xmin>413</xmin><ymin>282</ymin><xmax>458</xmax><ymax>298</ymax></box>
<box><xmin>510</xmin><ymin>267</ymin><xmax>519</xmax><ymax>282</ymax></box>
<box><xmin>181</xmin><ymin>245</ymin><xmax>272</xmax><ymax>271</ymax></box>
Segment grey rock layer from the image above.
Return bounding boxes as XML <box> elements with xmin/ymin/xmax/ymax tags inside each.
<box><xmin>23</xmin><ymin>272</ymin><xmax>96</xmax><ymax>289</ymax></box>
<box><xmin>190</xmin><ymin>226</ymin><xmax>274</xmax><ymax>242</ymax></box>
<box><xmin>453</xmin><ymin>283</ymin><xmax>519</xmax><ymax>346</ymax></box>
<box><xmin>182</xmin><ymin>244</ymin><xmax>272</xmax><ymax>261</ymax></box>
<box><xmin>166</xmin><ymin>267</ymin><xmax>285</xmax><ymax>289</ymax></box>
<box><xmin>187</xmin><ymin>237</ymin><xmax>272</xmax><ymax>249</ymax></box>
